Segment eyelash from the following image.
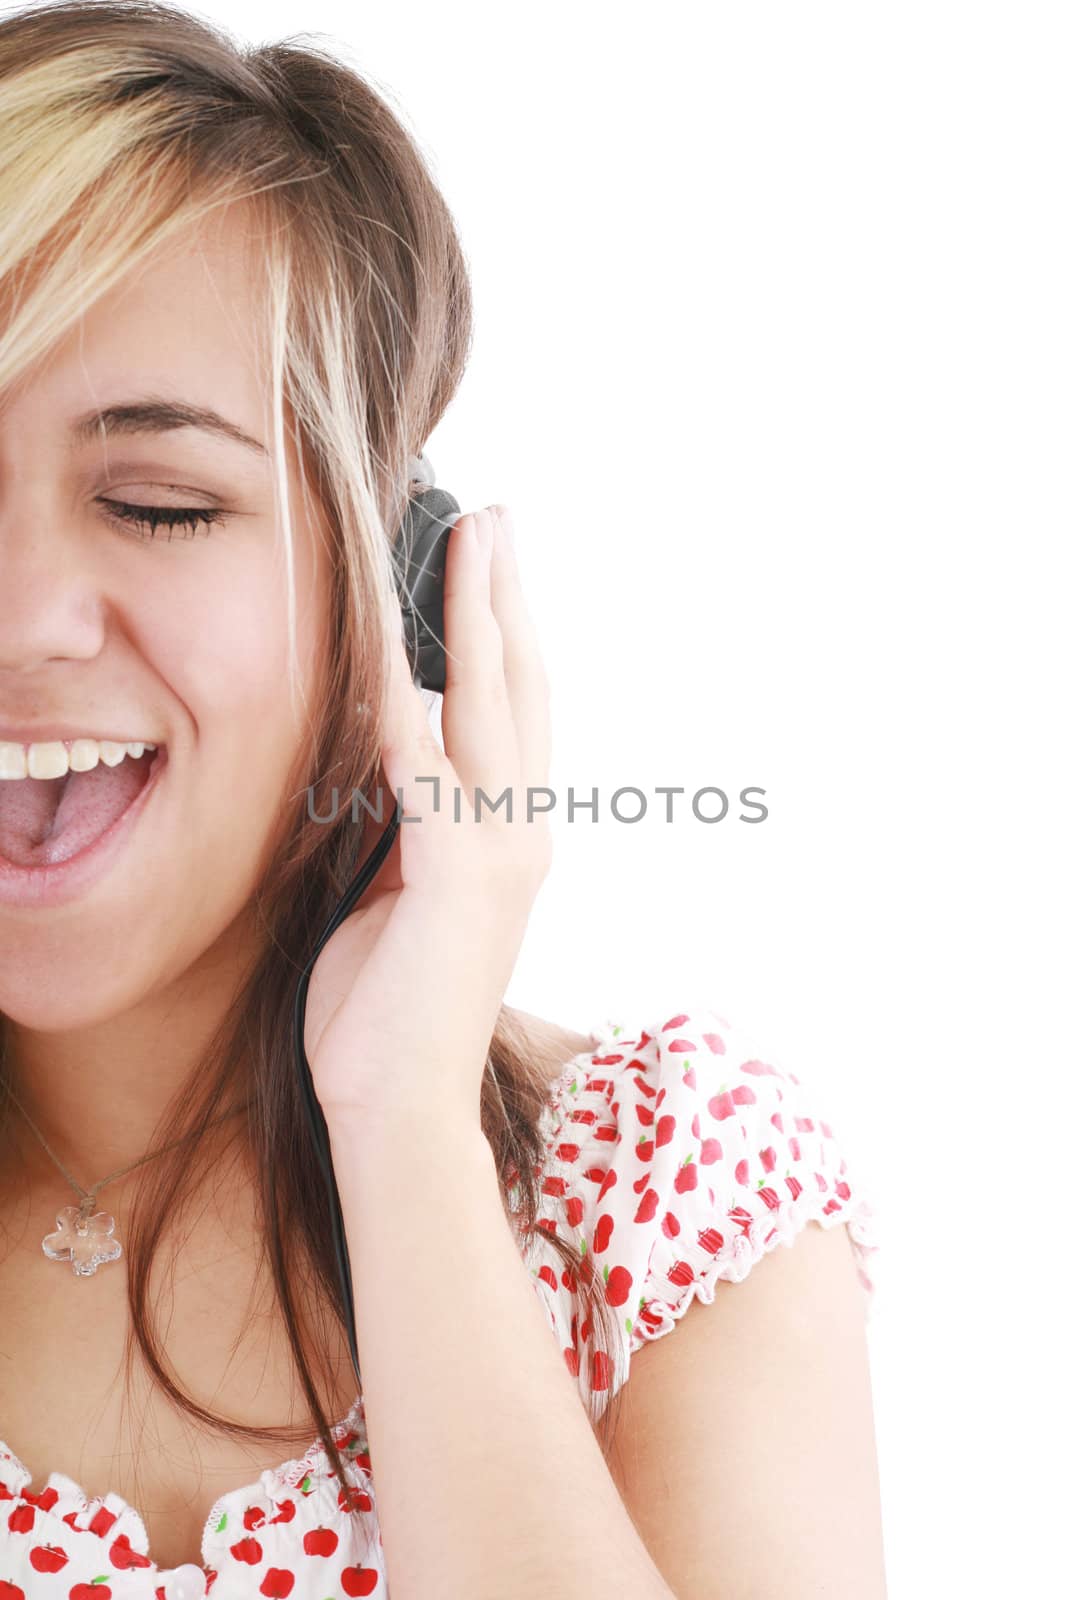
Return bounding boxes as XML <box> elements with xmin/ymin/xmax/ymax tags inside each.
<box><xmin>99</xmin><ymin>497</ymin><xmax>227</xmax><ymax>541</ymax></box>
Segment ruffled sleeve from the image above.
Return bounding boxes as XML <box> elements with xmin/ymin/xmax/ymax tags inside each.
<box><xmin>525</xmin><ymin>1005</ymin><xmax>879</xmax><ymax>1411</ymax></box>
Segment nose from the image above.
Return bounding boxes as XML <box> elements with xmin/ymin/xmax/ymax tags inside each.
<box><xmin>0</xmin><ymin>507</ymin><xmax>106</xmax><ymax>672</ymax></box>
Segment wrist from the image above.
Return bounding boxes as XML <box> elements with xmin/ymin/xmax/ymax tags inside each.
<box><xmin>322</xmin><ymin>1099</ymin><xmax>495</xmax><ymax>1174</ymax></box>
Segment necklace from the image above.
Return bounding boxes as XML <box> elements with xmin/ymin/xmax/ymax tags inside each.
<box><xmin>0</xmin><ymin>1077</ymin><xmax>248</xmax><ymax>1277</ymax></box>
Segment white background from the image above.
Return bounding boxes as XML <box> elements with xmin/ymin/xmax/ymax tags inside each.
<box><xmin>212</xmin><ymin>3</ymin><xmax>1062</xmax><ymax>1591</ymax></box>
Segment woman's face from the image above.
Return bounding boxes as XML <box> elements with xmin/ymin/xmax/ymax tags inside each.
<box><xmin>0</xmin><ymin>205</ymin><xmax>332</xmax><ymax>1031</ymax></box>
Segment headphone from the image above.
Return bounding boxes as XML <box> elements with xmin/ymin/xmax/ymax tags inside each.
<box><xmin>291</xmin><ymin>455</ymin><xmax>461</xmax><ymax>1392</ymax></box>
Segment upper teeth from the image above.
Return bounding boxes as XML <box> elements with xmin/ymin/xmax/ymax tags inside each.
<box><xmin>0</xmin><ymin>739</ymin><xmax>159</xmax><ymax>780</ymax></box>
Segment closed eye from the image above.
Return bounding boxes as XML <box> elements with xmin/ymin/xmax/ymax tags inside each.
<box><xmin>98</xmin><ymin>497</ymin><xmax>228</xmax><ymax>541</ymax></box>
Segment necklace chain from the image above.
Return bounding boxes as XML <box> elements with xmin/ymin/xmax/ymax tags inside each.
<box><xmin>0</xmin><ymin>1075</ymin><xmax>248</xmax><ymax>1218</ymax></box>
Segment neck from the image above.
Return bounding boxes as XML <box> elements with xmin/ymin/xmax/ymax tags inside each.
<box><xmin>0</xmin><ymin>926</ymin><xmax>259</xmax><ymax>1196</ymax></box>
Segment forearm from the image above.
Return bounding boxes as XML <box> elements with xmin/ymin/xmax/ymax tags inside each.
<box><xmin>328</xmin><ymin>1106</ymin><xmax>674</xmax><ymax>1600</ymax></box>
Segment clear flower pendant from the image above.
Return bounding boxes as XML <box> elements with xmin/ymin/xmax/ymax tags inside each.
<box><xmin>42</xmin><ymin>1196</ymin><xmax>123</xmax><ymax>1276</ymax></box>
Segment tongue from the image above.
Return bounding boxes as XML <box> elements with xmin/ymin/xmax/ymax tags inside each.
<box><xmin>0</xmin><ymin>756</ymin><xmax>152</xmax><ymax>868</ymax></box>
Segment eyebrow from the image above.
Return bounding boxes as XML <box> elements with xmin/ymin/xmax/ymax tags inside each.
<box><xmin>69</xmin><ymin>398</ymin><xmax>268</xmax><ymax>457</ymax></box>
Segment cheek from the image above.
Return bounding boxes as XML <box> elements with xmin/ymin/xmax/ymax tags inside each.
<box><xmin>146</xmin><ymin>554</ymin><xmax>310</xmax><ymax>815</ymax></box>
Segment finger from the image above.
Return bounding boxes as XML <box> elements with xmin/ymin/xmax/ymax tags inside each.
<box><xmin>440</xmin><ymin>508</ymin><xmax>521</xmax><ymax>812</ymax></box>
<box><xmin>487</xmin><ymin>505</ymin><xmax>551</xmax><ymax>798</ymax></box>
<box><xmin>379</xmin><ymin>587</ymin><xmax>458</xmax><ymax>835</ymax></box>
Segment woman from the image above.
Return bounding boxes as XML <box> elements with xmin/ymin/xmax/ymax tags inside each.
<box><xmin>0</xmin><ymin>3</ymin><xmax>884</xmax><ymax>1597</ymax></box>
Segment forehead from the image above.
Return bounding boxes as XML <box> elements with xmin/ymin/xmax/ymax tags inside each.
<box><xmin>5</xmin><ymin>202</ymin><xmax>272</xmax><ymax>432</ymax></box>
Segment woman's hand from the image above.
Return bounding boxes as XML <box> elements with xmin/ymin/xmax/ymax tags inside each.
<box><xmin>302</xmin><ymin>504</ymin><xmax>552</xmax><ymax>1134</ymax></box>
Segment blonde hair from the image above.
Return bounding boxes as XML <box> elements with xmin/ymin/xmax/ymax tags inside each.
<box><xmin>0</xmin><ymin>0</ymin><xmax>627</xmax><ymax>1553</ymax></box>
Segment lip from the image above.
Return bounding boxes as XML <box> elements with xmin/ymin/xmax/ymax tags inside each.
<box><xmin>0</xmin><ymin>745</ymin><xmax>169</xmax><ymax>909</ymax></box>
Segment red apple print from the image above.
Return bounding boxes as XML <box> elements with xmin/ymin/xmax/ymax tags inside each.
<box><xmin>244</xmin><ymin>1504</ymin><xmax>267</xmax><ymax>1530</ymax></box>
<box><xmin>7</xmin><ymin>1502</ymin><xmax>34</xmax><ymax>1533</ymax></box>
<box><xmin>341</xmin><ymin>1565</ymin><xmax>380</xmax><ymax>1595</ymax></box>
<box><xmin>593</xmin><ymin>1214</ymin><xmax>614</xmax><ymax>1253</ymax></box>
<box><xmin>604</xmin><ymin>1264</ymin><xmax>633</xmax><ymax>1307</ymax></box>
<box><xmin>702</xmin><ymin>1032</ymin><xmax>726</xmax><ymax>1053</ymax></box>
<box><xmin>542</xmin><ymin>1175</ymin><xmax>566</xmax><ymax>1197</ymax></box>
<box><xmin>591</xmin><ymin>1052</ymin><xmax>624</xmax><ymax>1066</ymax></box>
<box><xmin>662</xmin><ymin>1211</ymin><xmax>681</xmax><ymax>1240</ymax></box>
<box><xmin>662</xmin><ymin>1013</ymin><xmax>690</xmax><ymax>1031</ymax></box>
<box><xmin>24</xmin><ymin>1485</ymin><xmax>59</xmax><ymax>1512</ymax></box>
<box><xmin>788</xmin><ymin>1136</ymin><xmax>802</xmax><ymax>1160</ymax></box>
<box><xmin>70</xmin><ymin>1588</ymin><xmax>109</xmax><ymax>1600</ymax></box>
<box><xmin>638</xmin><ymin>1301</ymin><xmax>664</xmax><ymax>1334</ymax></box>
<box><xmin>561</xmin><ymin>1265</ymin><xmax>576</xmax><ymax>1291</ymax></box>
<box><xmin>636</xmin><ymin>1136</ymin><xmax>654</xmax><ymax>1163</ymax></box>
<box><xmin>835</xmin><ymin>1179</ymin><xmax>852</xmax><ymax>1200</ymax></box>
<box><xmin>728</xmin><ymin>1205</ymin><xmax>754</xmax><ymax>1238</ymax></box>
<box><xmin>538</xmin><ymin>1264</ymin><xmax>558</xmax><ymax>1290</ymax></box>
<box><xmin>259</xmin><ymin>1569</ymin><xmax>295</xmax><ymax>1598</ymax></box>
<box><xmin>785</xmin><ymin>1174</ymin><xmax>802</xmax><ymax>1200</ymax></box>
<box><xmin>268</xmin><ymin>1499</ymin><xmax>296</xmax><ymax>1525</ymax></box>
<box><xmin>730</xmin><ymin>1084</ymin><xmax>757</xmax><ymax>1107</ymax></box>
<box><xmin>0</xmin><ymin>1582</ymin><xmax>24</xmax><ymax>1600</ymax></box>
<box><xmin>634</xmin><ymin>1188</ymin><xmax>659</xmax><ymax>1223</ymax></box>
<box><xmin>556</xmin><ymin>1141</ymin><xmax>580</xmax><ymax>1163</ymax></box>
<box><xmin>666</xmin><ymin>1037</ymin><xmax>696</xmax><ymax>1053</ymax></box>
<box><xmin>109</xmin><ymin>1532</ymin><xmax>152</xmax><ymax>1569</ymax></box>
<box><xmin>760</xmin><ymin>1145</ymin><xmax>777</xmax><ymax>1172</ymax></box>
<box><xmin>563</xmin><ymin>1346</ymin><xmax>580</xmax><ymax>1377</ymax></box>
<box><xmin>596</xmin><ymin>1168</ymin><xmax>617</xmax><ymax>1202</ymax></box>
<box><xmin>697</xmin><ymin>1225</ymin><xmax>725</xmax><ymax>1255</ymax></box>
<box><xmin>815</xmin><ymin>1172</ymin><xmax>828</xmax><ymax>1192</ymax></box>
<box><xmin>633</xmin><ymin>1170</ymin><xmax>652</xmax><ymax>1194</ymax></box>
<box><xmin>735</xmin><ymin>1158</ymin><xmax>749</xmax><ymax>1185</ymax></box>
<box><xmin>231</xmin><ymin>1535</ymin><xmax>264</xmax><ymax>1564</ymax></box>
<box><xmin>770</xmin><ymin>1112</ymin><xmax>785</xmax><ymax>1132</ymax></box>
<box><xmin>28</xmin><ymin>1543</ymin><xmax>68</xmax><ymax>1572</ymax></box>
<box><xmin>593</xmin><ymin>1122</ymin><xmax>618</xmax><ymax>1144</ymax></box>
<box><xmin>565</xmin><ymin>1195</ymin><xmax>584</xmax><ymax>1227</ymax></box>
<box><xmin>337</xmin><ymin>1483</ymin><xmax>372</xmax><ymax>1513</ymax></box>
<box><xmin>88</xmin><ymin>1504</ymin><xmax>118</xmax><ymax>1536</ymax></box>
<box><xmin>655</xmin><ymin>1115</ymin><xmax>676</xmax><ymax>1148</ymax></box>
<box><xmin>635</xmin><ymin>1102</ymin><xmax>655</xmax><ymax>1126</ymax></box>
<box><xmin>682</xmin><ymin>1064</ymin><xmax>697</xmax><ymax>1089</ymax></box>
<box><xmin>795</xmin><ymin>1116</ymin><xmax>815</xmax><ymax>1133</ymax></box>
<box><xmin>304</xmin><ymin>1527</ymin><xmax>339</xmax><ymax>1557</ymax></box>
<box><xmin>674</xmin><ymin>1157</ymin><xmax>698</xmax><ymax>1193</ymax></box>
<box><xmin>707</xmin><ymin>1091</ymin><xmax>735</xmax><ymax>1121</ymax></box>
<box><xmin>739</xmin><ymin>1057</ymin><xmax>776</xmax><ymax>1076</ymax></box>
<box><xmin>700</xmin><ymin>1137</ymin><xmax>723</xmax><ymax>1165</ymax></box>
<box><xmin>667</xmin><ymin>1259</ymin><xmax>695</xmax><ymax>1288</ymax></box>
<box><xmin>590</xmin><ymin>1349</ymin><xmax>615</xmax><ymax>1392</ymax></box>
<box><xmin>755</xmin><ymin>1183</ymin><xmax>780</xmax><ymax>1211</ymax></box>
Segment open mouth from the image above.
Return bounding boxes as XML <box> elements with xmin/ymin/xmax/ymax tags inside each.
<box><xmin>0</xmin><ymin>743</ymin><xmax>167</xmax><ymax>869</ymax></box>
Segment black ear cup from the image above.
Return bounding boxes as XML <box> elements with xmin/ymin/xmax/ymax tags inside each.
<box><xmin>396</xmin><ymin>485</ymin><xmax>460</xmax><ymax>692</ymax></box>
